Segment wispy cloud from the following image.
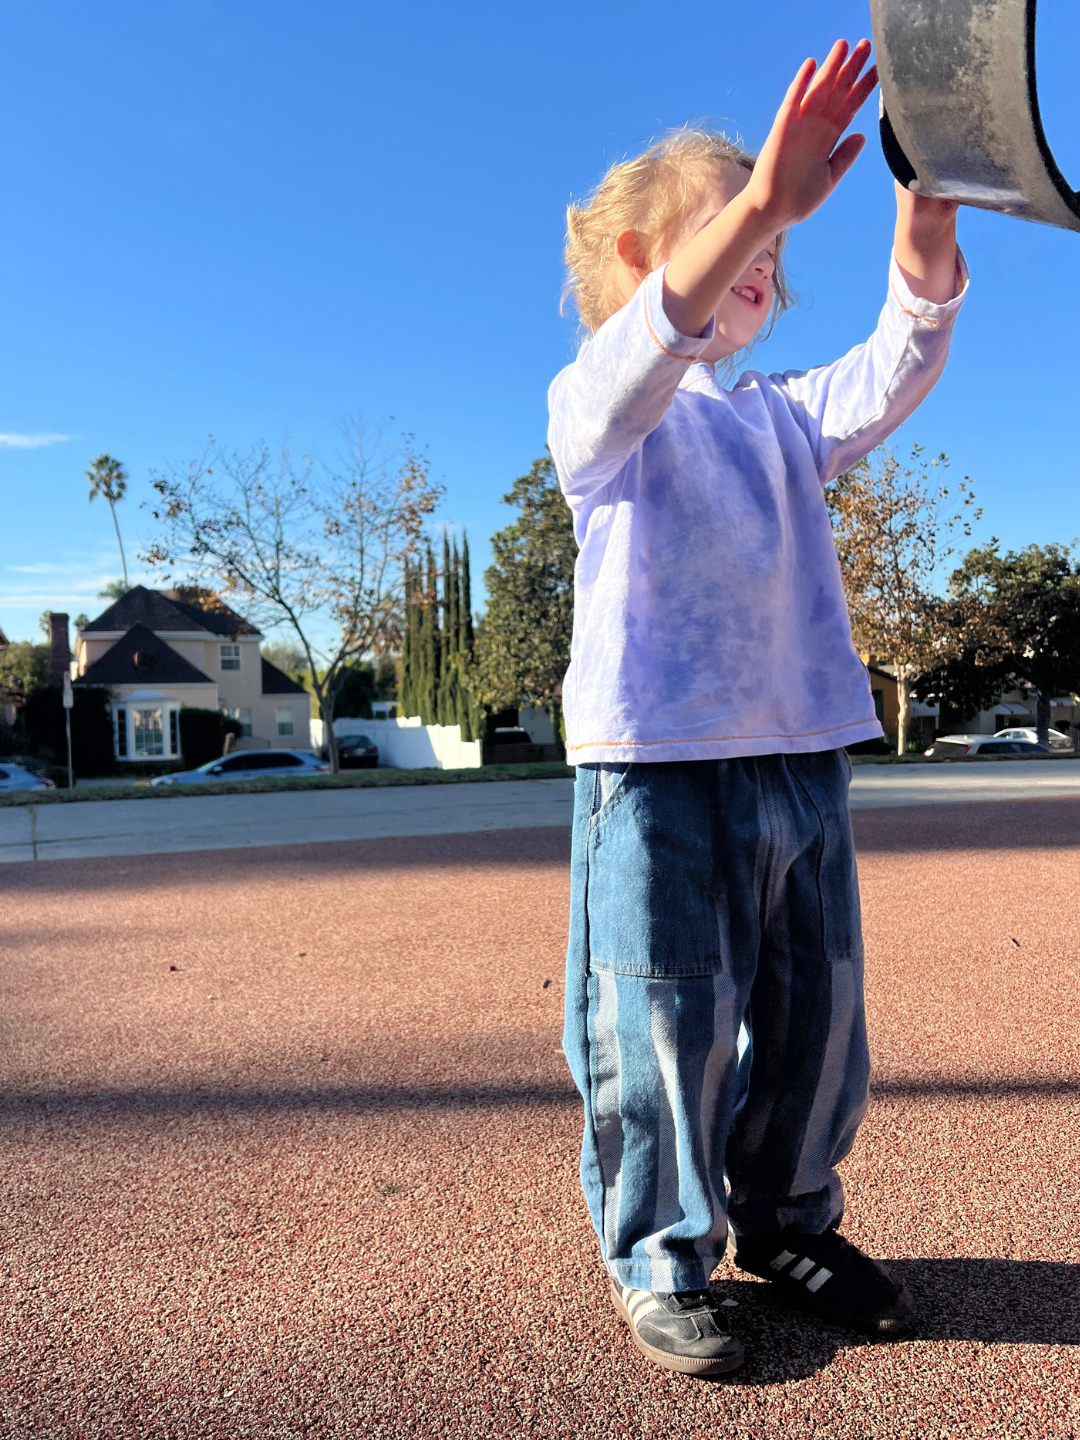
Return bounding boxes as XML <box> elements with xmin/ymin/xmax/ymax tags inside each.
<box><xmin>0</xmin><ymin>432</ymin><xmax>70</xmax><ymax>449</ymax></box>
<box><xmin>0</xmin><ymin>550</ymin><xmax>154</xmax><ymax>638</ymax></box>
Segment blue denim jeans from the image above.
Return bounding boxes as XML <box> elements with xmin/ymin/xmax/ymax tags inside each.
<box><xmin>563</xmin><ymin>752</ymin><xmax>870</xmax><ymax>1294</ymax></box>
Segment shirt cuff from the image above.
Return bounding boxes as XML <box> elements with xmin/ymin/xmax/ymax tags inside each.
<box><xmin>642</xmin><ymin>264</ymin><xmax>717</xmax><ymax>358</ymax></box>
<box><xmin>888</xmin><ymin>246</ymin><xmax>970</xmax><ymax>324</ymax></box>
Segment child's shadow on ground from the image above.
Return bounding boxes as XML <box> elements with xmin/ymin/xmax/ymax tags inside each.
<box><xmin>705</xmin><ymin>1258</ymin><xmax>1080</xmax><ymax>1385</ymax></box>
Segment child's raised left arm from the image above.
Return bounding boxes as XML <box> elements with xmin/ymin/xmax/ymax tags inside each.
<box><xmin>774</xmin><ymin>183</ymin><xmax>968</xmax><ymax>484</ymax></box>
<box><xmin>893</xmin><ymin>183</ymin><xmax>960</xmax><ymax>304</ymax></box>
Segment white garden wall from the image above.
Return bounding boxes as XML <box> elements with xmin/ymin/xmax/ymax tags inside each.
<box><xmin>309</xmin><ymin>715</ymin><xmax>481</xmax><ymax>770</ymax></box>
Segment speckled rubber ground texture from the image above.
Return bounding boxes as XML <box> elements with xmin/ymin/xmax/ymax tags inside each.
<box><xmin>2</xmin><ymin>797</ymin><xmax>1078</xmax><ymax>1440</ymax></box>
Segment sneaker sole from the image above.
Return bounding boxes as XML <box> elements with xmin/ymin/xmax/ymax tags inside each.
<box><xmin>608</xmin><ymin>1281</ymin><xmax>745</xmax><ymax>1376</ymax></box>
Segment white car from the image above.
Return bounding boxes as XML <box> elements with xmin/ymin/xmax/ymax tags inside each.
<box><xmin>924</xmin><ymin>734</ymin><xmax>1050</xmax><ymax>759</ymax></box>
<box><xmin>150</xmin><ymin>750</ymin><xmax>330</xmax><ymax>786</ymax></box>
<box><xmin>994</xmin><ymin>726</ymin><xmax>1075</xmax><ymax>753</ymax></box>
<box><xmin>0</xmin><ymin>763</ymin><xmax>56</xmax><ymax>792</ymax></box>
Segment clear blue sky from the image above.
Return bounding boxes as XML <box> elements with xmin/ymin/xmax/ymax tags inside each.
<box><xmin>2</xmin><ymin>0</ymin><xmax>1079</xmax><ymax>643</ymax></box>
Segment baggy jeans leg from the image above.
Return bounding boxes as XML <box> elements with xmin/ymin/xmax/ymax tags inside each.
<box><xmin>725</xmin><ymin>751</ymin><xmax>871</xmax><ymax>1237</ymax></box>
<box><xmin>563</xmin><ymin>761</ymin><xmax>752</xmax><ymax>1294</ymax></box>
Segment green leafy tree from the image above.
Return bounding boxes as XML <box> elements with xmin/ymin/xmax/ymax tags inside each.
<box><xmin>87</xmin><ymin>454</ymin><xmax>130</xmax><ymax>590</ymax></box>
<box><xmin>0</xmin><ymin>641</ymin><xmax>51</xmax><ymax>696</ymax></box>
<box><xmin>472</xmin><ymin>454</ymin><xmax>576</xmax><ymax>731</ymax></box>
<box><xmin>947</xmin><ymin>543</ymin><xmax>1080</xmax><ymax>745</ymax></box>
<box><xmin>97</xmin><ymin>579</ymin><xmax>130</xmax><ymax>601</ymax></box>
<box><xmin>912</xmin><ymin>598</ymin><xmax>1010</xmax><ymax>729</ymax></box>
<box><xmin>827</xmin><ymin>446</ymin><xmax>980</xmax><ymax>754</ymax></box>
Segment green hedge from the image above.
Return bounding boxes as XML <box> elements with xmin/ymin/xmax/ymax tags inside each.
<box><xmin>21</xmin><ymin>686</ymin><xmax>115</xmax><ymax>779</ymax></box>
<box><xmin>178</xmin><ymin>708</ymin><xmax>242</xmax><ymax>769</ymax></box>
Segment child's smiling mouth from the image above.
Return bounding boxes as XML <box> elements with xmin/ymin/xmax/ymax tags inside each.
<box><xmin>731</xmin><ymin>284</ymin><xmax>764</xmax><ymax>307</ymax></box>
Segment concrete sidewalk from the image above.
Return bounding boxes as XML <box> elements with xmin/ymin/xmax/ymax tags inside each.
<box><xmin>2</xmin><ymin>760</ymin><xmax>1078</xmax><ymax>862</ymax></box>
<box><xmin>0</xmin><ymin>778</ymin><xmax>576</xmax><ymax>863</ymax></box>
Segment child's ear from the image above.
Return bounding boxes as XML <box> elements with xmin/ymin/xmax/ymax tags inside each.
<box><xmin>616</xmin><ymin>229</ymin><xmax>651</xmax><ymax>279</ymax></box>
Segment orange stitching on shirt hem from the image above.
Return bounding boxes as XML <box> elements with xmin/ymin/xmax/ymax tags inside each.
<box><xmin>889</xmin><ymin>280</ymin><xmax>944</xmax><ymax>326</ymax></box>
<box><xmin>566</xmin><ymin>720</ymin><xmax>876</xmax><ymax>753</ymax></box>
<box><xmin>889</xmin><ymin>253</ymin><xmax>964</xmax><ymax>326</ymax></box>
<box><xmin>643</xmin><ymin>286</ymin><xmax>700</xmax><ymax>360</ymax></box>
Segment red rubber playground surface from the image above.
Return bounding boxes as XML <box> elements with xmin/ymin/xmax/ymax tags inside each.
<box><xmin>2</xmin><ymin>798</ymin><xmax>1079</xmax><ymax>1439</ymax></box>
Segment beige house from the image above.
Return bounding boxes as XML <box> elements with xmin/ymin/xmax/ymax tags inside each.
<box><xmin>74</xmin><ymin>587</ymin><xmax>309</xmax><ymax>765</ymax></box>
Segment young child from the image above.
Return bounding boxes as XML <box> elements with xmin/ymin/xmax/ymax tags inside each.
<box><xmin>550</xmin><ymin>40</ymin><xmax>964</xmax><ymax>1375</ymax></box>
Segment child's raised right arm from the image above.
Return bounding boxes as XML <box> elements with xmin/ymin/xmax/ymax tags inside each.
<box><xmin>550</xmin><ymin>40</ymin><xmax>879</xmax><ymax>507</ymax></box>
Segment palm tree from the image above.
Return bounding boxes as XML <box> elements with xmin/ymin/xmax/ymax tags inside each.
<box><xmin>86</xmin><ymin>454</ymin><xmax>129</xmax><ymax>590</ymax></box>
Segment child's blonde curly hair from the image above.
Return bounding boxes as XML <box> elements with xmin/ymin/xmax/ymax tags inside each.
<box><xmin>564</xmin><ymin>126</ymin><xmax>790</xmax><ymax>335</ymax></box>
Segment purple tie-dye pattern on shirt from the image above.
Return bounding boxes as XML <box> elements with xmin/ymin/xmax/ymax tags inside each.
<box><xmin>548</xmin><ymin>254</ymin><xmax>968</xmax><ymax>764</ymax></box>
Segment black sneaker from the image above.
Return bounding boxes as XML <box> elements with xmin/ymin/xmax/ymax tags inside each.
<box><xmin>609</xmin><ymin>1280</ymin><xmax>745</xmax><ymax>1375</ymax></box>
<box><xmin>734</xmin><ymin>1229</ymin><xmax>915</xmax><ymax>1335</ymax></box>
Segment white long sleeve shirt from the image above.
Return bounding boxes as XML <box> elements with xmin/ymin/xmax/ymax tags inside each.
<box><xmin>548</xmin><ymin>254</ymin><xmax>968</xmax><ymax>764</ymax></box>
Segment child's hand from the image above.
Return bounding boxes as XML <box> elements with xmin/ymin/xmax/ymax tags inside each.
<box><xmin>745</xmin><ymin>40</ymin><xmax>879</xmax><ymax>230</ymax></box>
<box><xmin>659</xmin><ymin>39</ymin><xmax>876</xmax><ymax>343</ymax></box>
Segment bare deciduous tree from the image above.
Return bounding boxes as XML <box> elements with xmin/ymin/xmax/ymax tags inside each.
<box><xmin>827</xmin><ymin>445</ymin><xmax>980</xmax><ymax>755</ymax></box>
<box><xmin>141</xmin><ymin>418</ymin><xmax>441</xmax><ymax>772</ymax></box>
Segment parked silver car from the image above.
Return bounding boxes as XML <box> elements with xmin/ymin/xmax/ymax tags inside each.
<box><xmin>150</xmin><ymin>750</ymin><xmax>330</xmax><ymax>786</ymax></box>
<box><xmin>924</xmin><ymin>734</ymin><xmax>1050</xmax><ymax>759</ymax></box>
<box><xmin>994</xmin><ymin>726</ymin><xmax>1075</xmax><ymax>753</ymax></box>
<box><xmin>0</xmin><ymin>763</ymin><xmax>55</xmax><ymax>792</ymax></box>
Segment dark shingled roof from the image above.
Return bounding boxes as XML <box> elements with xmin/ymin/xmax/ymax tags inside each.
<box><xmin>76</xmin><ymin>625</ymin><xmax>214</xmax><ymax>687</ymax></box>
<box><xmin>83</xmin><ymin>585</ymin><xmax>260</xmax><ymax>638</ymax></box>
<box><xmin>261</xmin><ymin>657</ymin><xmax>308</xmax><ymax>696</ymax></box>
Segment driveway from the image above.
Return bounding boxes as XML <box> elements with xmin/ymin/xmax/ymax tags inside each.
<box><xmin>2</xmin><ymin>760</ymin><xmax>1079</xmax><ymax>863</ymax></box>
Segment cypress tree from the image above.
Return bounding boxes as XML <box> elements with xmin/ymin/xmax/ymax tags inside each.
<box><xmin>421</xmin><ymin>541</ymin><xmax>439</xmax><ymax>724</ymax></box>
<box><xmin>438</xmin><ymin>534</ymin><xmax>453</xmax><ymax>726</ymax></box>
<box><xmin>461</xmin><ymin>532</ymin><xmax>475</xmax><ymax>652</ymax></box>
<box><xmin>400</xmin><ymin>533</ymin><xmax>482</xmax><ymax>737</ymax></box>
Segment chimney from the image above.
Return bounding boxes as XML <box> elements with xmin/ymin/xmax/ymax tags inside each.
<box><xmin>49</xmin><ymin>613</ymin><xmax>72</xmax><ymax>686</ymax></box>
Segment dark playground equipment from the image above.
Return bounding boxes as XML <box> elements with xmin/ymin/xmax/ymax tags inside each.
<box><xmin>870</xmin><ymin>0</ymin><xmax>1080</xmax><ymax>232</ymax></box>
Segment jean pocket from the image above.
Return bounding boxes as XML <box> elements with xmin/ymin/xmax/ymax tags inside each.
<box><xmin>586</xmin><ymin>763</ymin><xmax>632</xmax><ymax>830</ymax></box>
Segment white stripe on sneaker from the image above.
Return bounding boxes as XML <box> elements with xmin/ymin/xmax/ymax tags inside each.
<box><xmin>770</xmin><ymin>1249</ymin><xmax>798</xmax><ymax>1272</ymax></box>
<box><xmin>789</xmin><ymin>1257</ymin><xmax>816</xmax><ymax>1281</ymax></box>
<box><xmin>805</xmin><ymin>1267</ymin><xmax>832</xmax><ymax>1293</ymax></box>
<box><xmin>628</xmin><ymin>1292</ymin><xmax>662</xmax><ymax>1324</ymax></box>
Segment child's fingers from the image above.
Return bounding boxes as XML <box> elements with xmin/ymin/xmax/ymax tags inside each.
<box><xmin>781</xmin><ymin>56</ymin><xmax>818</xmax><ymax>116</ymax></box>
<box><xmin>835</xmin><ymin>38</ymin><xmax>873</xmax><ymax>93</ymax></box>
<box><xmin>847</xmin><ymin>65</ymin><xmax>879</xmax><ymax>117</ymax></box>
<box><xmin>828</xmin><ymin>132</ymin><xmax>867</xmax><ymax>187</ymax></box>
<box><xmin>834</xmin><ymin>65</ymin><xmax>879</xmax><ymax>131</ymax></box>
<box><xmin>804</xmin><ymin>40</ymin><xmax>849</xmax><ymax>106</ymax></box>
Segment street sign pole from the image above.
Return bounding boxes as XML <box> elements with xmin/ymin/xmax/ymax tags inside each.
<box><xmin>62</xmin><ymin>673</ymin><xmax>74</xmax><ymax>790</ymax></box>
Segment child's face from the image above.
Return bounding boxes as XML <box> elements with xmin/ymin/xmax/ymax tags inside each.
<box><xmin>666</xmin><ymin>165</ymin><xmax>778</xmax><ymax>361</ymax></box>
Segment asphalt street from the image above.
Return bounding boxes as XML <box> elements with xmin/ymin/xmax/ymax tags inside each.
<box><xmin>2</xmin><ymin>759</ymin><xmax>1079</xmax><ymax>862</ymax></box>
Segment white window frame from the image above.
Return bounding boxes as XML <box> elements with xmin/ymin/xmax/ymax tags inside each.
<box><xmin>112</xmin><ymin>699</ymin><xmax>182</xmax><ymax>761</ymax></box>
<box><xmin>276</xmin><ymin>706</ymin><xmax>295</xmax><ymax>738</ymax></box>
<box><xmin>220</xmin><ymin>643</ymin><xmax>241</xmax><ymax>672</ymax></box>
<box><xmin>221</xmin><ymin>705</ymin><xmax>252</xmax><ymax>737</ymax></box>
<box><xmin>133</xmin><ymin>707</ymin><xmax>165</xmax><ymax>757</ymax></box>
